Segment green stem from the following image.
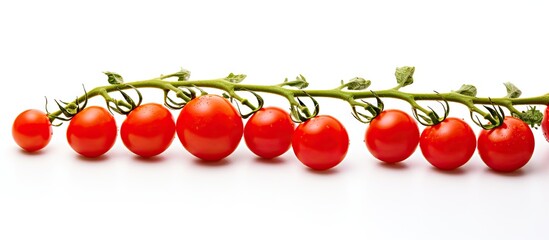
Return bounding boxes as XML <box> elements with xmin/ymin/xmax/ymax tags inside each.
<box><xmin>47</xmin><ymin>72</ymin><xmax>549</xmax><ymax>127</ymax></box>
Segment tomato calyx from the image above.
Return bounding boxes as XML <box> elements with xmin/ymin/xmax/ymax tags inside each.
<box><xmin>103</xmin><ymin>85</ymin><xmax>143</xmax><ymax>115</ymax></box>
<box><xmin>290</xmin><ymin>92</ymin><xmax>320</xmax><ymax>123</ymax></box>
<box><xmin>163</xmin><ymin>86</ymin><xmax>197</xmax><ymax>110</ymax></box>
<box><xmin>511</xmin><ymin>106</ymin><xmax>543</xmax><ymax>129</ymax></box>
<box><xmin>45</xmin><ymin>85</ymin><xmax>89</xmax><ymax>126</ymax></box>
<box><xmin>101</xmin><ymin>72</ymin><xmax>144</xmax><ymax>115</ymax></box>
<box><xmin>411</xmin><ymin>93</ymin><xmax>449</xmax><ymax>126</ymax></box>
<box><xmin>351</xmin><ymin>91</ymin><xmax>384</xmax><ymax>123</ymax></box>
<box><xmin>223</xmin><ymin>90</ymin><xmax>265</xmax><ymax>119</ymax></box>
<box><xmin>471</xmin><ymin>100</ymin><xmax>506</xmax><ymax>130</ymax></box>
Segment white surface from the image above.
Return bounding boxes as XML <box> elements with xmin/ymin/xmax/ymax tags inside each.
<box><xmin>1</xmin><ymin>1</ymin><xmax>549</xmax><ymax>239</ymax></box>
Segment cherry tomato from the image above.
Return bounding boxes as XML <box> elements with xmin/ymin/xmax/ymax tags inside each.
<box><xmin>244</xmin><ymin>107</ymin><xmax>295</xmax><ymax>159</ymax></box>
<box><xmin>176</xmin><ymin>95</ymin><xmax>243</xmax><ymax>161</ymax></box>
<box><xmin>121</xmin><ymin>103</ymin><xmax>175</xmax><ymax>158</ymax></box>
<box><xmin>477</xmin><ymin>116</ymin><xmax>534</xmax><ymax>172</ymax></box>
<box><xmin>292</xmin><ymin>115</ymin><xmax>349</xmax><ymax>171</ymax></box>
<box><xmin>542</xmin><ymin>105</ymin><xmax>549</xmax><ymax>142</ymax></box>
<box><xmin>365</xmin><ymin>109</ymin><xmax>419</xmax><ymax>163</ymax></box>
<box><xmin>12</xmin><ymin>109</ymin><xmax>52</xmax><ymax>152</ymax></box>
<box><xmin>419</xmin><ymin>117</ymin><xmax>476</xmax><ymax>170</ymax></box>
<box><xmin>67</xmin><ymin>106</ymin><xmax>117</xmax><ymax>158</ymax></box>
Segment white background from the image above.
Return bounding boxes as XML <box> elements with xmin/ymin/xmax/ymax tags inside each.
<box><xmin>1</xmin><ymin>1</ymin><xmax>549</xmax><ymax>239</ymax></box>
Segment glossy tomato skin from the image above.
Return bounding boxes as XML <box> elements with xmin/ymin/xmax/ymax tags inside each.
<box><xmin>365</xmin><ymin>109</ymin><xmax>419</xmax><ymax>163</ymax></box>
<box><xmin>12</xmin><ymin>109</ymin><xmax>52</xmax><ymax>152</ymax></box>
<box><xmin>419</xmin><ymin>117</ymin><xmax>476</xmax><ymax>170</ymax></box>
<box><xmin>176</xmin><ymin>95</ymin><xmax>243</xmax><ymax>161</ymax></box>
<box><xmin>292</xmin><ymin>115</ymin><xmax>349</xmax><ymax>171</ymax></box>
<box><xmin>244</xmin><ymin>107</ymin><xmax>295</xmax><ymax>159</ymax></box>
<box><xmin>67</xmin><ymin>106</ymin><xmax>117</xmax><ymax>158</ymax></box>
<box><xmin>478</xmin><ymin>116</ymin><xmax>534</xmax><ymax>172</ymax></box>
<box><xmin>542</xmin><ymin>105</ymin><xmax>549</xmax><ymax>142</ymax></box>
<box><xmin>121</xmin><ymin>103</ymin><xmax>175</xmax><ymax>158</ymax></box>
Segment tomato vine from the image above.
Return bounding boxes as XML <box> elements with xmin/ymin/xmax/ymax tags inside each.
<box><xmin>46</xmin><ymin>66</ymin><xmax>547</xmax><ymax>129</ymax></box>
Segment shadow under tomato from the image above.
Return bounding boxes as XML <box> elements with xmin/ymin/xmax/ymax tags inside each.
<box><xmin>18</xmin><ymin>148</ymin><xmax>48</xmax><ymax>156</ymax></box>
<box><xmin>430</xmin><ymin>167</ymin><xmax>468</xmax><ymax>176</ymax></box>
<box><xmin>254</xmin><ymin>156</ymin><xmax>286</xmax><ymax>165</ymax></box>
<box><xmin>132</xmin><ymin>155</ymin><xmax>166</xmax><ymax>164</ymax></box>
<box><xmin>377</xmin><ymin>161</ymin><xmax>409</xmax><ymax>170</ymax></box>
<box><xmin>76</xmin><ymin>154</ymin><xmax>110</xmax><ymax>163</ymax></box>
<box><xmin>192</xmin><ymin>158</ymin><xmax>232</xmax><ymax>167</ymax></box>
<box><xmin>306</xmin><ymin>167</ymin><xmax>340</xmax><ymax>175</ymax></box>
<box><xmin>485</xmin><ymin>168</ymin><xmax>526</xmax><ymax>177</ymax></box>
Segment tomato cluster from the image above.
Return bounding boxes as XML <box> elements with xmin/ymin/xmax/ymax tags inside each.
<box><xmin>11</xmin><ymin>96</ymin><xmax>548</xmax><ymax>173</ymax></box>
<box><xmin>365</xmin><ymin>110</ymin><xmax>536</xmax><ymax>172</ymax></box>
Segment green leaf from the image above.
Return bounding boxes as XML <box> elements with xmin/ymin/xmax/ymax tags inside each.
<box><xmin>290</xmin><ymin>74</ymin><xmax>309</xmax><ymax>89</ymax></box>
<box><xmin>513</xmin><ymin>106</ymin><xmax>543</xmax><ymax>128</ymax></box>
<box><xmin>345</xmin><ymin>77</ymin><xmax>371</xmax><ymax>90</ymax></box>
<box><xmin>176</xmin><ymin>68</ymin><xmax>191</xmax><ymax>81</ymax></box>
<box><xmin>395</xmin><ymin>66</ymin><xmax>415</xmax><ymax>87</ymax></box>
<box><xmin>104</xmin><ymin>71</ymin><xmax>124</xmax><ymax>85</ymax></box>
<box><xmin>504</xmin><ymin>82</ymin><xmax>522</xmax><ymax>98</ymax></box>
<box><xmin>225</xmin><ymin>73</ymin><xmax>247</xmax><ymax>83</ymax></box>
<box><xmin>453</xmin><ymin>84</ymin><xmax>477</xmax><ymax>97</ymax></box>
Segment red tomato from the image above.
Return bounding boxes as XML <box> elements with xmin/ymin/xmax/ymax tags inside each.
<box><xmin>365</xmin><ymin>109</ymin><xmax>419</xmax><ymax>163</ymax></box>
<box><xmin>477</xmin><ymin>116</ymin><xmax>534</xmax><ymax>172</ymax></box>
<box><xmin>67</xmin><ymin>106</ymin><xmax>117</xmax><ymax>158</ymax></box>
<box><xmin>244</xmin><ymin>107</ymin><xmax>295</xmax><ymax>159</ymax></box>
<box><xmin>419</xmin><ymin>117</ymin><xmax>476</xmax><ymax>170</ymax></box>
<box><xmin>12</xmin><ymin>109</ymin><xmax>52</xmax><ymax>152</ymax></box>
<box><xmin>121</xmin><ymin>103</ymin><xmax>175</xmax><ymax>158</ymax></box>
<box><xmin>176</xmin><ymin>95</ymin><xmax>243</xmax><ymax>161</ymax></box>
<box><xmin>292</xmin><ymin>115</ymin><xmax>349</xmax><ymax>170</ymax></box>
<box><xmin>542</xmin><ymin>105</ymin><xmax>549</xmax><ymax>142</ymax></box>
